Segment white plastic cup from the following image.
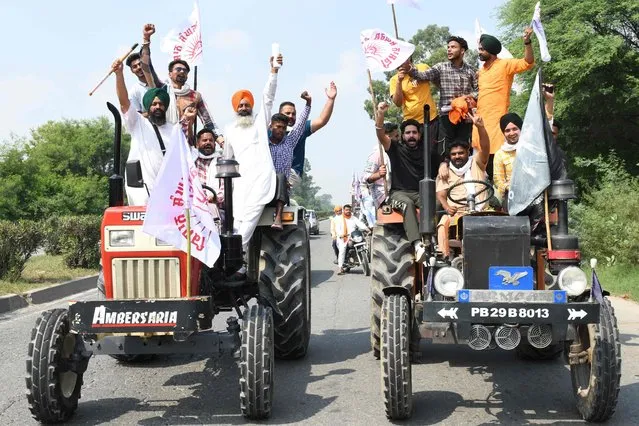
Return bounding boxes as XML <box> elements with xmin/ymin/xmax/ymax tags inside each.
<box><xmin>272</xmin><ymin>43</ymin><xmax>281</xmax><ymax>68</ymax></box>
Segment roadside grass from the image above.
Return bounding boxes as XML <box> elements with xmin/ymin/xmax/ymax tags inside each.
<box><xmin>0</xmin><ymin>255</ymin><xmax>97</xmax><ymax>296</ymax></box>
<box><xmin>585</xmin><ymin>263</ymin><xmax>639</xmax><ymax>302</ymax></box>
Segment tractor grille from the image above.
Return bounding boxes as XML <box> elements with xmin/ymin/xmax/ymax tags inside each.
<box><xmin>111</xmin><ymin>258</ymin><xmax>181</xmax><ymax>299</ymax></box>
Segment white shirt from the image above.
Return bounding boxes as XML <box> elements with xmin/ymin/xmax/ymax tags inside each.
<box><xmin>333</xmin><ymin>214</ymin><xmax>368</xmax><ymax>239</ymax></box>
<box><xmin>123</xmin><ymin>108</ymin><xmax>176</xmax><ymax>206</ymax></box>
<box><xmin>129</xmin><ymin>79</ymin><xmax>150</xmax><ymax>113</ymax></box>
<box><xmin>223</xmin><ymin>72</ymin><xmax>278</xmax><ymax>220</ymax></box>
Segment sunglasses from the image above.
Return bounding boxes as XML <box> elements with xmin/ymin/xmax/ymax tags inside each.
<box><xmin>173</xmin><ymin>67</ymin><xmax>189</xmax><ymax>73</ymax></box>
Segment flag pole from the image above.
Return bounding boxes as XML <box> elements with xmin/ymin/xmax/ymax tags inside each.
<box><xmin>185</xmin><ymin>208</ymin><xmax>192</xmax><ymax>297</ymax></box>
<box><xmin>367</xmin><ymin>69</ymin><xmax>389</xmax><ymax>197</ymax></box>
<box><xmin>192</xmin><ymin>66</ymin><xmax>198</xmax><ymax>144</ymax></box>
<box><xmin>391</xmin><ymin>4</ymin><xmax>400</xmax><ymax>38</ymax></box>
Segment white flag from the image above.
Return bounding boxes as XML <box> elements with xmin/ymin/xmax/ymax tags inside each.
<box><xmin>475</xmin><ymin>18</ymin><xmax>514</xmax><ymax>65</ymax></box>
<box><xmin>142</xmin><ymin>126</ymin><xmax>221</xmax><ymax>267</ymax></box>
<box><xmin>387</xmin><ymin>0</ymin><xmax>421</xmax><ymax>9</ymax></box>
<box><xmin>531</xmin><ymin>2</ymin><xmax>551</xmax><ymax>62</ymax></box>
<box><xmin>508</xmin><ymin>71</ymin><xmax>551</xmax><ymax>216</ymax></box>
<box><xmin>360</xmin><ymin>29</ymin><xmax>415</xmax><ymax>73</ymax></box>
<box><xmin>161</xmin><ymin>1</ymin><xmax>203</xmax><ymax>66</ymax></box>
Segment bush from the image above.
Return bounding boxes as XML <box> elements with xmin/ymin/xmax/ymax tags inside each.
<box><xmin>571</xmin><ymin>152</ymin><xmax>639</xmax><ymax>265</ymax></box>
<box><xmin>42</xmin><ymin>216</ymin><xmax>63</xmax><ymax>255</ymax></box>
<box><xmin>0</xmin><ymin>220</ymin><xmax>44</xmax><ymax>281</ymax></box>
<box><xmin>57</xmin><ymin>215</ymin><xmax>102</xmax><ymax>269</ymax></box>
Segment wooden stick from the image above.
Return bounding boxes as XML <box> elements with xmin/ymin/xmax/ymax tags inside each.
<box><xmin>391</xmin><ymin>4</ymin><xmax>400</xmax><ymax>38</ymax></box>
<box><xmin>367</xmin><ymin>69</ymin><xmax>388</xmax><ymax>197</ymax></box>
<box><xmin>185</xmin><ymin>208</ymin><xmax>192</xmax><ymax>298</ymax></box>
<box><xmin>89</xmin><ymin>43</ymin><xmax>139</xmax><ymax>96</ymax></box>
<box><xmin>544</xmin><ymin>189</ymin><xmax>553</xmax><ymax>251</ymax></box>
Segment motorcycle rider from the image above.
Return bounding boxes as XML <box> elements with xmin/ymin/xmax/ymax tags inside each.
<box><xmin>334</xmin><ymin>203</ymin><xmax>370</xmax><ymax>275</ymax></box>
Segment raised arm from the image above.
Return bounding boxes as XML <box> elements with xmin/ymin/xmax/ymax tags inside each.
<box><xmin>523</xmin><ymin>27</ymin><xmax>534</xmax><ymax>65</ymax></box>
<box><xmin>196</xmin><ymin>96</ymin><xmax>222</xmax><ymax>138</ymax></box>
<box><xmin>259</xmin><ymin>54</ymin><xmax>282</xmax><ymax>126</ymax></box>
<box><xmin>140</xmin><ymin>24</ymin><xmax>162</xmax><ymax>88</ymax></box>
<box><xmin>374</xmin><ymin>102</ymin><xmax>392</xmax><ymax>151</ymax></box>
<box><xmin>469</xmin><ymin>113</ymin><xmax>490</xmax><ymax>169</ymax></box>
<box><xmin>408</xmin><ymin>63</ymin><xmax>439</xmax><ymax>82</ymax></box>
<box><xmin>112</xmin><ymin>59</ymin><xmax>130</xmax><ymax>113</ymax></box>
<box><xmin>287</xmin><ymin>92</ymin><xmax>312</xmax><ymax>148</ymax></box>
<box><xmin>310</xmin><ymin>81</ymin><xmax>337</xmax><ymax>133</ymax></box>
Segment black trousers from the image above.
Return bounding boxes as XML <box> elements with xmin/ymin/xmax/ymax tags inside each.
<box><xmin>267</xmin><ymin>173</ymin><xmax>289</xmax><ymax>206</ymax></box>
<box><xmin>439</xmin><ymin>115</ymin><xmax>472</xmax><ymax>151</ymax></box>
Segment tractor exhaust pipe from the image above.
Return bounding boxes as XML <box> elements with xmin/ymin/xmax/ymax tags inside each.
<box><xmin>419</xmin><ymin>104</ymin><xmax>436</xmax><ymax>235</ymax></box>
<box><xmin>106</xmin><ymin>102</ymin><xmax>124</xmax><ymax>207</ymax></box>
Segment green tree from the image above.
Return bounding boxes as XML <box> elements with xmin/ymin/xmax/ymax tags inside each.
<box><xmin>0</xmin><ymin>117</ymin><xmax>130</xmax><ymax>220</ymax></box>
<box><xmin>364</xmin><ymin>25</ymin><xmax>479</xmax><ymax>122</ymax></box>
<box><xmin>498</xmin><ymin>0</ymin><xmax>639</xmax><ymax>180</ymax></box>
<box><xmin>290</xmin><ymin>159</ymin><xmax>332</xmax><ymax>212</ymax></box>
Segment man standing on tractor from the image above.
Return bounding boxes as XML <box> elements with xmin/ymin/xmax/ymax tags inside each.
<box><xmin>473</xmin><ymin>28</ymin><xmax>535</xmax><ymax>179</ymax></box>
<box><xmin>436</xmin><ymin>113</ymin><xmax>491</xmax><ymax>258</ymax></box>
<box><xmin>193</xmin><ymin>128</ymin><xmax>225</xmax><ymax>227</ymax></box>
<box><xmin>492</xmin><ymin>112</ymin><xmax>523</xmax><ymax>206</ymax></box>
<box><xmin>374</xmin><ymin>102</ymin><xmax>428</xmax><ymax>263</ymax></box>
<box><xmin>278</xmin><ymin>81</ymin><xmax>337</xmax><ymax>187</ymax></box>
<box><xmin>222</xmin><ymin>54</ymin><xmax>283</xmax><ymax>278</ymax></box>
<box><xmin>334</xmin><ymin>203</ymin><xmax>370</xmax><ymax>275</ymax></box>
<box><xmin>112</xmin><ymin>58</ymin><xmax>195</xmax><ymax>206</ymax></box>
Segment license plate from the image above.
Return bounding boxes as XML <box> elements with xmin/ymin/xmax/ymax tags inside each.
<box><xmin>489</xmin><ymin>266</ymin><xmax>533</xmax><ymax>290</ymax></box>
<box><xmin>458</xmin><ymin>289</ymin><xmax>566</xmax><ymax>304</ymax></box>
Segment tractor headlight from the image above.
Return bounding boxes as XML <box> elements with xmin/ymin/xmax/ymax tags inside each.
<box><xmin>558</xmin><ymin>266</ymin><xmax>588</xmax><ymax>296</ymax></box>
<box><xmin>109</xmin><ymin>230</ymin><xmax>134</xmax><ymax>247</ymax></box>
<box><xmin>434</xmin><ymin>267</ymin><xmax>464</xmax><ymax>297</ymax></box>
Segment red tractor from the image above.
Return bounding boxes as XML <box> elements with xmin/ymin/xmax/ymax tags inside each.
<box><xmin>25</xmin><ymin>102</ymin><xmax>311</xmax><ymax>422</ymax></box>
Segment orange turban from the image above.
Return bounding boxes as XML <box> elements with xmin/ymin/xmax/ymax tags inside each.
<box><xmin>448</xmin><ymin>96</ymin><xmax>470</xmax><ymax>125</ymax></box>
<box><xmin>231</xmin><ymin>90</ymin><xmax>254</xmax><ymax>111</ymax></box>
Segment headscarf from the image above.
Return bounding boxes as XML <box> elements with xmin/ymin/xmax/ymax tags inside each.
<box><xmin>499</xmin><ymin>113</ymin><xmax>523</xmax><ymax>133</ymax></box>
<box><xmin>448</xmin><ymin>96</ymin><xmax>470</xmax><ymax>125</ymax></box>
<box><xmin>334</xmin><ymin>205</ymin><xmax>342</xmax><ymax>213</ymax></box>
<box><xmin>142</xmin><ymin>87</ymin><xmax>170</xmax><ymax>111</ymax></box>
<box><xmin>479</xmin><ymin>34</ymin><xmax>502</xmax><ymax>55</ymax></box>
<box><xmin>231</xmin><ymin>90</ymin><xmax>254</xmax><ymax>111</ymax></box>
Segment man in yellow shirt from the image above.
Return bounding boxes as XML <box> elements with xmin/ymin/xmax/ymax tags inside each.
<box><xmin>492</xmin><ymin>113</ymin><xmax>523</xmax><ymax>207</ymax></box>
<box><xmin>390</xmin><ymin>56</ymin><xmax>439</xmax><ymax>176</ymax></box>
<box><xmin>472</xmin><ymin>29</ymin><xmax>535</xmax><ymax>179</ymax></box>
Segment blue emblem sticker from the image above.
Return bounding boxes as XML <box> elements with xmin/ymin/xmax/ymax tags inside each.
<box><xmin>457</xmin><ymin>289</ymin><xmax>470</xmax><ymax>303</ymax></box>
<box><xmin>553</xmin><ymin>290</ymin><xmax>567</xmax><ymax>304</ymax></box>
<box><xmin>488</xmin><ymin>266</ymin><xmax>534</xmax><ymax>290</ymax></box>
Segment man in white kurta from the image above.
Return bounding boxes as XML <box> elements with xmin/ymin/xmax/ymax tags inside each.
<box><xmin>113</xmin><ymin>58</ymin><xmax>188</xmax><ymax>206</ymax></box>
<box><xmin>222</xmin><ymin>56</ymin><xmax>282</xmax><ymax>256</ymax></box>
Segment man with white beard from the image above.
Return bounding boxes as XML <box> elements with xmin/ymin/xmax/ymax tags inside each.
<box><xmin>222</xmin><ymin>54</ymin><xmax>283</xmax><ymax>278</ymax></box>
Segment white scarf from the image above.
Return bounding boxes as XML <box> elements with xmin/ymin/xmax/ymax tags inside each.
<box><xmin>166</xmin><ymin>80</ymin><xmax>192</xmax><ymax>124</ymax></box>
<box><xmin>197</xmin><ymin>151</ymin><xmax>218</xmax><ymax>160</ymax></box>
<box><xmin>501</xmin><ymin>139</ymin><xmax>518</xmax><ymax>152</ymax></box>
<box><xmin>449</xmin><ymin>156</ymin><xmax>479</xmax><ymax>202</ymax></box>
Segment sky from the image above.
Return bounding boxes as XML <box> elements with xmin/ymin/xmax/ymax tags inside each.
<box><xmin>0</xmin><ymin>0</ymin><xmax>507</xmax><ymax>204</ymax></box>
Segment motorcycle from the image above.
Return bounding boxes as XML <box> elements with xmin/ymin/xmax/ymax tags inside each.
<box><xmin>342</xmin><ymin>229</ymin><xmax>371</xmax><ymax>276</ymax></box>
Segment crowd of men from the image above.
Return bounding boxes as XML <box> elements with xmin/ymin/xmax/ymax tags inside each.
<box><xmin>347</xmin><ymin>26</ymin><xmax>561</xmax><ymax>273</ymax></box>
<box><xmin>111</xmin><ymin>23</ymin><xmax>337</xmax><ymax>279</ymax></box>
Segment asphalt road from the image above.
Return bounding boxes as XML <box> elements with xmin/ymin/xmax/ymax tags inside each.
<box><xmin>1</xmin><ymin>220</ymin><xmax>638</xmax><ymax>425</ymax></box>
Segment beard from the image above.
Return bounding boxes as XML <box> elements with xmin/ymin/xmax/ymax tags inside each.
<box><xmin>148</xmin><ymin>109</ymin><xmax>166</xmax><ymax>126</ymax></box>
<box><xmin>236</xmin><ymin>113</ymin><xmax>255</xmax><ymax>128</ymax></box>
<box><xmin>451</xmin><ymin>157</ymin><xmax>469</xmax><ymax>168</ymax></box>
<box><xmin>403</xmin><ymin>137</ymin><xmax>419</xmax><ymax>148</ymax></box>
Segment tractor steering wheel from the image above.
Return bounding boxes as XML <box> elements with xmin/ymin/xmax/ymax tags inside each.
<box><xmin>446</xmin><ymin>179</ymin><xmax>494</xmax><ymax>207</ymax></box>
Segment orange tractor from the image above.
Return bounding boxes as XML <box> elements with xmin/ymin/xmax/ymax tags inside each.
<box><xmin>25</xmin><ymin>102</ymin><xmax>311</xmax><ymax>422</ymax></box>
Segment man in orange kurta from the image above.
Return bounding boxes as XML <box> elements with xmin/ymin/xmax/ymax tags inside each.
<box><xmin>472</xmin><ymin>28</ymin><xmax>535</xmax><ymax>179</ymax></box>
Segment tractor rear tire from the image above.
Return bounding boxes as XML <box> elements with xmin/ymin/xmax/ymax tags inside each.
<box><xmin>26</xmin><ymin>309</ymin><xmax>83</xmax><ymax>423</ymax></box>
<box><xmin>259</xmin><ymin>218</ymin><xmax>311</xmax><ymax>359</ymax></box>
<box><xmin>381</xmin><ymin>294</ymin><xmax>413</xmax><ymax>420</ymax></box>
<box><xmin>240</xmin><ymin>304</ymin><xmax>274</xmax><ymax>420</ymax></box>
<box><xmin>571</xmin><ymin>298</ymin><xmax>621</xmax><ymax>422</ymax></box>
<box><xmin>370</xmin><ymin>224</ymin><xmax>414</xmax><ymax>358</ymax></box>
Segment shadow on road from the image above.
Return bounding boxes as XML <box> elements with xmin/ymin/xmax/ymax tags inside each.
<box><xmin>311</xmin><ymin>269</ymin><xmax>334</xmax><ymax>287</ymax></box>
<box><xmin>112</xmin><ymin>327</ymin><xmax>369</xmax><ymax>424</ymax></box>
<box><xmin>406</xmin><ymin>344</ymin><xmax>634</xmax><ymax>424</ymax></box>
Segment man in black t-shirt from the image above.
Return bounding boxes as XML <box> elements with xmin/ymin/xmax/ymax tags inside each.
<box><xmin>375</xmin><ymin>102</ymin><xmax>427</xmax><ymax>262</ymax></box>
